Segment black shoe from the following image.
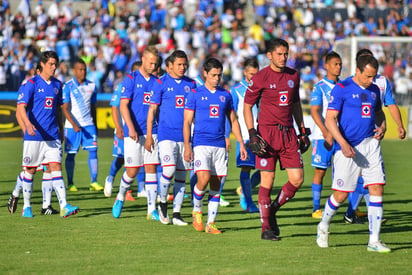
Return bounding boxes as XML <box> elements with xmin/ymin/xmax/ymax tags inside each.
<box><xmin>172</xmin><ymin>212</ymin><xmax>188</xmax><ymax>226</ymax></box>
<box><xmin>41</xmin><ymin>205</ymin><xmax>59</xmax><ymax>215</ymax></box>
<box><xmin>7</xmin><ymin>194</ymin><xmax>19</xmax><ymax>213</ymax></box>
<box><xmin>158</xmin><ymin>202</ymin><xmax>169</xmax><ymax>224</ymax></box>
<box><xmin>344</xmin><ymin>214</ymin><xmax>364</xmax><ymax>224</ymax></box>
<box><xmin>261</xmin><ymin>230</ymin><xmax>280</xmax><ymax>241</ymax></box>
<box><xmin>269</xmin><ymin>202</ymin><xmax>280</xmax><ymax>236</ymax></box>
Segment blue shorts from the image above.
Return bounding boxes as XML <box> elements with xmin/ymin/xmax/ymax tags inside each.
<box><xmin>112</xmin><ymin>134</ymin><xmax>124</xmax><ymax>158</ymax></box>
<box><xmin>311</xmin><ymin>139</ymin><xmax>335</xmax><ymax>169</ymax></box>
<box><xmin>64</xmin><ymin>125</ymin><xmax>97</xmax><ymax>153</ymax></box>
<box><xmin>236</xmin><ymin>141</ymin><xmax>255</xmax><ymax>168</ymax></box>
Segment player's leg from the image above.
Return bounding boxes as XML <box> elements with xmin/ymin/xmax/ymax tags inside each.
<box><xmin>21</xmin><ymin>167</ymin><xmax>36</xmax><ymax>217</ymax></box>
<box><xmin>144</xmin><ymin>134</ymin><xmax>161</xmax><ymax>221</ymax></box>
<box><xmin>258</xmin><ymin>170</ymin><xmax>278</xmax><ymax>240</ymax></box>
<box><xmin>64</xmin><ymin>128</ymin><xmax>80</xmax><ymax>191</ymax></box>
<box><xmin>172</xmin><ymin>170</ymin><xmax>188</xmax><ymax>225</ymax></box>
<box><xmin>65</xmin><ymin>153</ymin><xmax>76</xmax><ymax>189</ymax></box>
<box><xmin>8</xmin><ymin>171</ymin><xmax>24</xmax><ymax>213</ymax></box>
<box><xmin>83</xmin><ymin>126</ymin><xmax>102</xmax><ymax>191</ymax></box>
<box><xmin>136</xmin><ymin>169</ymin><xmax>146</xmax><ymax>197</ymax></box>
<box><xmin>41</xmin><ymin>165</ymin><xmax>58</xmax><ymax>215</ymax></box>
<box><xmin>344</xmin><ymin>176</ymin><xmax>365</xmax><ymax>224</ymax></box>
<box><xmin>218</xmin><ymin>176</ymin><xmax>230</xmax><ymax>207</ymax></box>
<box><xmin>105</xmin><ymin>135</ymin><xmax>125</xmax><ymax>197</ymax></box>
<box><xmin>205</xmin><ymin>175</ymin><xmax>222</xmax><ymax>234</ymax></box>
<box><xmin>311</xmin><ymin>168</ymin><xmax>326</xmax><ymax>218</ymax></box>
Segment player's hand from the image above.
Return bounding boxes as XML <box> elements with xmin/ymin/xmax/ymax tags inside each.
<box><xmin>129</xmin><ymin>128</ymin><xmax>138</xmax><ymax>142</ymax></box>
<box><xmin>373</xmin><ymin>126</ymin><xmax>385</xmax><ymax>140</ymax></box>
<box><xmin>239</xmin><ymin>143</ymin><xmax>248</xmax><ymax>161</ymax></box>
<box><xmin>26</xmin><ymin>123</ymin><xmax>36</xmax><ymax>136</ymax></box>
<box><xmin>341</xmin><ymin>142</ymin><xmax>355</xmax><ymax>158</ymax></box>
<box><xmin>116</xmin><ymin>128</ymin><xmax>124</xmax><ymax>140</ymax></box>
<box><xmin>145</xmin><ymin>135</ymin><xmax>154</xmax><ymax>152</ymax></box>
<box><xmin>248</xmin><ymin>128</ymin><xmax>269</xmax><ymax>157</ymax></box>
<box><xmin>324</xmin><ymin>133</ymin><xmax>334</xmax><ymax>151</ymax></box>
<box><xmin>225</xmin><ymin>137</ymin><xmax>231</xmax><ymax>152</ymax></box>
<box><xmin>398</xmin><ymin>127</ymin><xmax>406</xmax><ymax>140</ymax></box>
<box><xmin>184</xmin><ymin>145</ymin><xmax>193</xmax><ymax>162</ymax></box>
<box><xmin>298</xmin><ymin>127</ymin><xmax>311</xmax><ymax>154</ymax></box>
<box><xmin>73</xmin><ymin>125</ymin><xmax>81</xmax><ymax>132</ymax></box>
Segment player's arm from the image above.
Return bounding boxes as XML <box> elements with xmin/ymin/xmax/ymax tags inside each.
<box><xmin>145</xmin><ymin>103</ymin><xmax>158</xmax><ymax>152</ymax></box>
<box><xmin>311</xmin><ymin>104</ymin><xmax>333</xmax><ymax>147</ymax></box>
<box><xmin>61</xmin><ymin>103</ymin><xmax>81</xmax><ymax>132</ymax></box>
<box><xmin>112</xmin><ymin>105</ymin><xmax>123</xmax><ymax>139</ymax></box>
<box><xmin>16</xmin><ymin>104</ymin><xmax>35</xmax><ymax>135</ymax></box>
<box><xmin>16</xmin><ymin>108</ymin><xmax>26</xmax><ymax>134</ymax></box>
<box><xmin>325</xmin><ymin>109</ymin><xmax>355</xmax><ymax>158</ymax></box>
<box><xmin>243</xmin><ymin>102</ymin><xmax>255</xmax><ymax>132</ymax></box>
<box><xmin>56</xmin><ymin>105</ymin><xmax>64</xmax><ymax>141</ymax></box>
<box><xmin>91</xmin><ymin>103</ymin><xmax>97</xmax><ymax>128</ymax></box>
<box><xmin>373</xmin><ymin>108</ymin><xmax>386</xmax><ymax>140</ymax></box>
<box><xmin>183</xmin><ymin>109</ymin><xmax>194</xmax><ymax>162</ymax></box>
<box><xmin>387</xmin><ymin>104</ymin><xmax>406</xmax><ymax>139</ymax></box>
<box><xmin>120</xmin><ymin>98</ymin><xmax>138</xmax><ymax>142</ymax></box>
<box><xmin>228</xmin><ymin>110</ymin><xmax>247</xmax><ymax>160</ymax></box>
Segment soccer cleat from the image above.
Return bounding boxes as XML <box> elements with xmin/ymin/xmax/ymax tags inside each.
<box><xmin>367</xmin><ymin>240</ymin><xmax>391</xmax><ymax>253</ymax></box>
<box><xmin>60</xmin><ymin>204</ymin><xmax>79</xmax><ymax>218</ymax></box>
<box><xmin>112</xmin><ymin>199</ymin><xmax>124</xmax><ymax>218</ymax></box>
<box><xmin>137</xmin><ymin>190</ymin><xmax>147</xmax><ymax>198</ymax></box>
<box><xmin>89</xmin><ymin>182</ymin><xmax>104</xmax><ymax>191</ymax></box>
<box><xmin>41</xmin><ymin>205</ymin><xmax>59</xmax><ymax>215</ymax></box>
<box><xmin>167</xmin><ymin>194</ymin><xmax>174</xmax><ymax>202</ymax></box>
<box><xmin>312</xmin><ymin>209</ymin><xmax>323</xmax><ymax>219</ymax></box>
<box><xmin>147</xmin><ymin>209</ymin><xmax>160</xmax><ymax>221</ymax></box>
<box><xmin>125</xmin><ymin>190</ymin><xmax>136</xmax><ymax>201</ymax></box>
<box><xmin>68</xmin><ymin>184</ymin><xmax>78</xmax><ymax>192</ymax></box>
<box><xmin>22</xmin><ymin>207</ymin><xmax>33</xmax><ymax>218</ymax></box>
<box><xmin>219</xmin><ymin>195</ymin><xmax>230</xmax><ymax>207</ymax></box>
<box><xmin>355</xmin><ymin>208</ymin><xmax>367</xmax><ymax>217</ymax></box>
<box><xmin>205</xmin><ymin>222</ymin><xmax>222</xmax><ymax>234</ymax></box>
<box><xmin>316</xmin><ymin>223</ymin><xmax>329</xmax><ymax>248</ymax></box>
<box><xmin>192</xmin><ymin>211</ymin><xmax>203</xmax><ymax>231</ymax></box>
<box><xmin>158</xmin><ymin>202</ymin><xmax>169</xmax><ymax>224</ymax></box>
<box><xmin>269</xmin><ymin>202</ymin><xmax>280</xmax><ymax>236</ymax></box>
<box><xmin>172</xmin><ymin>213</ymin><xmax>188</xmax><ymax>226</ymax></box>
<box><xmin>236</xmin><ymin>187</ymin><xmax>247</xmax><ymax>210</ymax></box>
<box><xmin>261</xmin><ymin>230</ymin><xmax>279</xmax><ymax>241</ymax></box>
<box><xmin>7</xmin><ymin>194</ymin><xmax>19</xmax><ymax>214</ymax></box>
<box><xmin>344</xmin><ymin>214</ymin><xmax>364</xmax><ymax>224</ymax></box>
<box><xmin>246</xmin><ymin>202</ymin><xmax>259</xmax><ymax>213</ymax></box>
<box><xmin>104</xmin><ymin>176</ymin><xmax>113</xmax><ymax>197</ymax></box>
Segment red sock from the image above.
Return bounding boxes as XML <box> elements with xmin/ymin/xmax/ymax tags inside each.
<box><xmin>272</xmin><ymin>181</ymin><xmax>298</xmax><ymax>212</ymax></box>
<box><xmin>258</xmin><ymin>186</ymin><xmax>272</xmax><ymax>233</ymax></box>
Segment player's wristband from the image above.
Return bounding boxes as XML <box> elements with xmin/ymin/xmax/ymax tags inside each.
<box><xmin>248</xmin><ymin>128</ymin><xmax>257</xmax><ymax>136</ymax></box>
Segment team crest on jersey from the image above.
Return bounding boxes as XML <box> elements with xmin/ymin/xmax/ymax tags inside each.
<box><xmin>337</xmin><ymin>179</ymin><xmax>344</xmax><ymax>187</ymax></box>
<box><xmin>288</xmin><ymin>80</ymin><xmax>294</xmax><ymax>88</ymax></box>
<box><xmin>361</xmin><ymin>103</ymin><xmax>371</xmax><ymax>118</ymax></box>
<box><xmin>23</xmin><ymin>156</ymin><xmax>31</xmax><ymax>164</ymax></box>
<box><xmin>195</xmin><ymin>160</ymin><xmax>201</xmax><ymax>167</ymax></box>
<box><xmin>121</xmin><ymin>86</ymin><xmax>125</xmax><ymax>93</ymax></box>
<box><xmin>219</xmin><ymin>96</ymin><xmax>226</xmax><ymax>103</ymax></box>
<box><xmin>371</xmin><ymin>92</ymin><xmax>377</xmax><ymax>101</ymax></box>
<box><xmin>260</xmin><ymin>159</ymin><xmax>268</xmax><ymax>167</ymax></box>
<box><xmin>54</xmin><ymin>87</ymin><xmax>59</xmax><ymax>95</ymax></box>
<box><xmin>45</xmin><ymin>97</ymin><xmax>53</xmax><ymax>109</ymax></box>
<box><xmin>127</xmin><ymin>157</ymin><xmax>133</xmax><ymax>164</ymax></box>
<box><xmin>143</xmin><ymin>92</ymin><xmax>151</xmax><ymax>104</ymax></box>
<box><xmin>163</xmin><ymin>155</ymin><xmax>171</xmax><ymax>163</ymax></box>
<box><xmin>209</xmin><ymin>104</ymin><xmax>219</xmax><ymax>118</ymax></box>
<box><xmin>279</xmin><ymin>91</ymin><xmax>288</xmax><ymax>106</ymax></box>
<box><xmin>184</xmin><ymin>86</ymin><xmax>190</xmax><ymax>93</ymax></box>
<box><xmin>175</xmin><ymin>95</ymin><xmax>184</xmax><ymax>108</ymax></box>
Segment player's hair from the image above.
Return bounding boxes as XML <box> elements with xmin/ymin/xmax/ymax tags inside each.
<box><xmin>166</xmin><ymin>50</ymin><xmax>188</xmax><ymax>65</ymax></box>
<box><xmin>39</xmin><ymin>51</ymin><xmax>59</xmax><ymax>72</ymax></box>
<box><xmin>142</xmin><ymin>45</ymin><xmax>159</xmax><ymax>58</ymax></box>
<box><xmin>356</xmin><ymin>54</ymin><xmax>378</xmax><ymax>72</ymax></box>
<box><xmin>131</xmin><ymin>61</ymin><xmax>142</xmax><ymax>72</ymax></box>
<box><xmin>202</xmin><ymin>57</ymin><xmax>223</xmax><ymax>73</ymax></box>
<box><xmin>73</xmin><ymin>58</ymin><xmax>86</xmax><ymax>67</ymax></box>
<box><xmin>325</xmin><ymin>51</ymin><xmax>341</xmax><ymax>63</ymax></box>
<box><xmin>266</xmin><ymin>38</ymin><xmax>289</xmax><ymax>53</ymax></box>
<box><xmin>356</xmin><ymin>48</ymin><xmax>373</xmax><ymax>60</ymax></box>
<box><xmin>243</xmin><ymin>58</ymin><xmax>259</xmax><ymax>69</ymax></box>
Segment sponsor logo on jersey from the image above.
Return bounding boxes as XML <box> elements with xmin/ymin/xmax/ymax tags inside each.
<box><xmin>288</xmin><ymin>80</ymin><xmax>294</xmax><ymax>88</ymax></box>
<box><xmin>175</xmin><ymin>95</ymin><xmax>184</xmax><ymax>108</ymax></box>
<box><xmin>45</xmin><ymin>97</ymin><xmax>53</xmax><ymax>109</ymax></box>
<box><xmin>209</xmin><ymin>104</ymin><xmax>219</xmax><ymax>118</ymax></box>
<box><xmin>143</xmin><ymin>92</ymin><xmax>151</xmax><ymax>104</ymax></box>
<box><xmin>361</xmin><ymin>103</ymin><xmax>371</xmax><ymax>118</ymax></box>
<box><xmin>279</xmin><ymin>91</ymin><xmax>288</xmax><ymax>106</ymax></box>
<box><xmin>38</xmin><ymin>88</ymin><xmax>45</xmax><ymax>93</ymax></box>
<box><xmin>201</xmin><ymin>96</ymin><xmax>208</xmax><ymax>100</ymax></box>
<box><xmin>167</xmin><ymin>87</ymin><xmax>174</xmax><ymax>92</ymax></box>
<box><xmin>352</xmin><ymin>93</ymin><xmax>359</xmax><ymax>98</ymax></box>
<box><xmin>269</xmin><ymin>84</ymin><xmax>276</xmax><ymax>89</ymax></box>
<box><xmin>17</xmin><ymin>93</ymin><xmax>24</xmax><ymax>100</ymax></box>
<box><xmin>136</xmin><ymin>83</ymin><xmax>143</xmax><ymax>88</ymax></box>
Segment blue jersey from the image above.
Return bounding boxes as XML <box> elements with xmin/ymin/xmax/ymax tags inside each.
<box><xmin>17</xmin><ymin>75</ymin><xmax>63</xmax><ymax>141</ymax></box>
<box><xmin>185</xmin><ymin>85</ymin><xmax>234</xmax><ymax>148</ymax></box>
<box><xmin>121</xmin><ymin>70</ymin><xmax>159</xmax><ymax>136</ymax></box>
<box><xmin>151</xmin><ymin>73</ymin><xmax>196</xmax><ymax>142</ymax></box>
<box><xmin>328</xmin><ymin>77</ymin><xmax>382</xmax><ymax>148</ymax></box>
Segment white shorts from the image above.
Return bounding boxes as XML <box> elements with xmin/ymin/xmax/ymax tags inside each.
<box><xmin>159</xmin><ymin>140</ymin><xmax>192</xmax><ymax>171</ymax></box>
<box><xmin>123</xmin><ymin>135</ymin><xmax>160</xmax><ymax>168</ymax></box>
<box><xmin>22</xmin><ymin>140</ymin><xmax>62</xmax><ymax>168</ymax></box>
<box><xmin>193</xmin><ymin>146</ymin><xmax>227</xmax><ymax>176</ymax></box>
<box><xmin>332</xmin><ymin>137</ymin><xmax>385</xmax><ymax>192</ymax></box>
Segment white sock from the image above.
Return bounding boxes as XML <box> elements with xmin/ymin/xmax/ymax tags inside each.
<box><xmin>117</xmin><ymin>171</ymin><xmax>134</xmax><ymax>201</ymax></box>
<box><xmin>13</xmin><ymin>171</ymin><xmax>24</xmax><ymax>197</ymax></box>
<box><xmin>173</xmin><ymin>179</ymin><xmax>186</xmax><ymax>213</ymax></box>
<box><xmin>193</xmin><ymin>185</ymin><xmax>206</xmax><ymax>213</ymax></box>
<box><xmin>22</xmin><ymin>171</ymin><xmax>34</xmax><ymax>209</ymax></box>
<box><xmin>321</xmin><ymin>195</ymin><xmax>341</xmax><ymax>226</ymax></box>
<box><xmin>42</xmin><ymin>172</ymin><xmax>53</xmax><ymax>208</ymax></box>
<box><xmin>207</xmin><ymin>189</ymin><xmax>220</xmax><ymax>224</ymax></box>
<box><xmin>368</xmin><ymin>195</ymin><xmax>383</xmax><ymax>244</ymax></box>
<box><xmin>145</xmin><ymin>173</ymin><xmax>158</xmax><ymax>214</ymax></box>
<box><xmin>159</xmin><ymin>173</ymin><xmax>172</xmax><ymax>203</ymax></box>
<box><xmin>51</xmin><ymin>171</ymin><xmax>67</xmax><ymax>209</ymax></box>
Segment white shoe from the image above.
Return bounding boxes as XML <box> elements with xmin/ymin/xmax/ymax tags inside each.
<box><xmin>172</xmin><ymin>214</ymin><xmax>188</xmax><ymax>226</ymax></box>
<box><xmin>158</xmin><ymin>203</ymin><xmax>169</xmax><ymax>225</ymax></box>
<box><xmin>316</xmin><ymin>223</ymin><xmax>329</xmax><ymax>248</ymax></box>
<box><xmin>137</xmin><ymin>190</ymin><xmax>147</xmax><ymax>198</ymax></box>
<box><xmin>219</xmin><ymin>196</ymin><xmax>230</xmax><ymax>207</ymax></box>
<box><xmin>104</xmin><ymin>176</ymin><xmax>112</xmax><ymax>198</ymax></box>
<box><xmin>367</xmin><ymin>240</ymin><xmax>391</xmax><ymax>253</ymax></box>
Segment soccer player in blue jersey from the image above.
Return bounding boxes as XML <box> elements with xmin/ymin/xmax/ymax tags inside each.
<box><xmin>104</xmin><ymin>61</ymin><xmax>143</xmax><ymax>201</ymax></box>
<box><xmin>146</xmin><ymin>50</ymin><xmax>196</xmax><ymax>226</ymax></box>
<box><xmin>310</xmin><ymin>51</ymin><xmax>342</xmax><ymax>219</ymax></box>
<box><xmin>184</xmin><ymin>58</ymin><xmax>247</xmax><ymax>234</ymax></box>
<box><xmin>316</xmin><ymin>54</ymin><xmax>390</xmax><ymax>253</ymax></box>
<box><xmin>343</xmin><ymin>48</ymin><xmax>407</xmax><ymax>224</ymax></box>
<box><xmin>13</xmin><ymin>50</ymin><xmax>79</xmax><ymax>218</ymax></box>
<box><xmin>62</xmin><ymin>59</ymin><xmax>102</xmax><ymax>192</ymax></box>
<box><xmin>230</xmin><ymin>58</ymin><xmax>260</xmax><ymax>213</ymax></box>
<box><xmin>111</xmin><ymin>45</ymin><xmax>161</xmax><ymax>220</ymax></box>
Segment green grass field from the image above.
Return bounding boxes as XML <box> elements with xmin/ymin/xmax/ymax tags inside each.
<box><xmin>0</xmin><ymin>138</ymin><xmax>411</xmax><ymax>274</ymax></box>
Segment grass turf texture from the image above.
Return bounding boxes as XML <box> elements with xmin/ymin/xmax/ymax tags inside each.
<box><xmin>0</xmin><ymin>138</ymin><xmax>411</xmax><ymax>274</ymax></box>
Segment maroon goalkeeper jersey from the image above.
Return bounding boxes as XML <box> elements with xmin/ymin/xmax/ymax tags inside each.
<box><xmin>244</xmin><ymin>66</ymin><xmax>300</xmax><ymax>127</ymax></box>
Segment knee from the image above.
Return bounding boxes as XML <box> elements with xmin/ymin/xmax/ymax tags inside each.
<box><xmin>162</xmin><ymin>166</ymin><xmax>176</xmax><ymax>179</ymax></box>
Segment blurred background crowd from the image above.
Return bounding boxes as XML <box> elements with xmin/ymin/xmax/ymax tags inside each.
<box><xmin>1</xmin><ymin>0</ymin><xmax>412</xmax><ymax>105</ymax></box>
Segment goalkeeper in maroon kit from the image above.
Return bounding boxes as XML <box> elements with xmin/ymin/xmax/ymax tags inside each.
<box><xmin>244</xmin><ymin>38</ymin><xmax>310</xmax><ymax>241</ymax></box>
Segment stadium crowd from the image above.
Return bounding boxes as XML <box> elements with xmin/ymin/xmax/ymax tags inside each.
<box><xmin>1</xmin><ymin>0</ymin><xmax>412</xmax><ymax>104</ymax></box>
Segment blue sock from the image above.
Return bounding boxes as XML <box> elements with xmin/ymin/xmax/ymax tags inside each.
<box><xmin>219</xmin><ymin>176</ymin><xmax>226</xmax><ymax>194</ymax></box>
<box><xmin>346</xmin><ymin>179</ymin><xmax>364</xmax><ymax>216</ymax></box>
<box><xmin>312</xmin><ymin>183</ymin><xmax>322</xmax><ymax>212</ymax></box>
<box><xmin>190</xmin><ymin>170</ymin><xmax>197</xmax><ymax>202</ymax></box>
<box><xmin>109</xmin><ymin>157</ymin><xmax>124</xmax><ymax>178</ymax></box>
<box><xmin>240</xmin><ymin>171</ymin><xmax>253</xmax><ymax>206</ymax></box>
<box><xmin>251</xmin><ymin>170</ymin><xmax>260</xmax><ymax>189</ymax></box>
<box><xmin>137</xmin><ymin>169</ymin><xmax>145</xmax><ymax>193</ymax></box>
<box><xmin>88</xmin><ymin>150</ymin><xmax>98</xmax><ymax>182</ymax></box>
<box><xmin>65</xmin><ymin>153</ymin><xmax>75</xmax><ymax>186</ymax></box>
